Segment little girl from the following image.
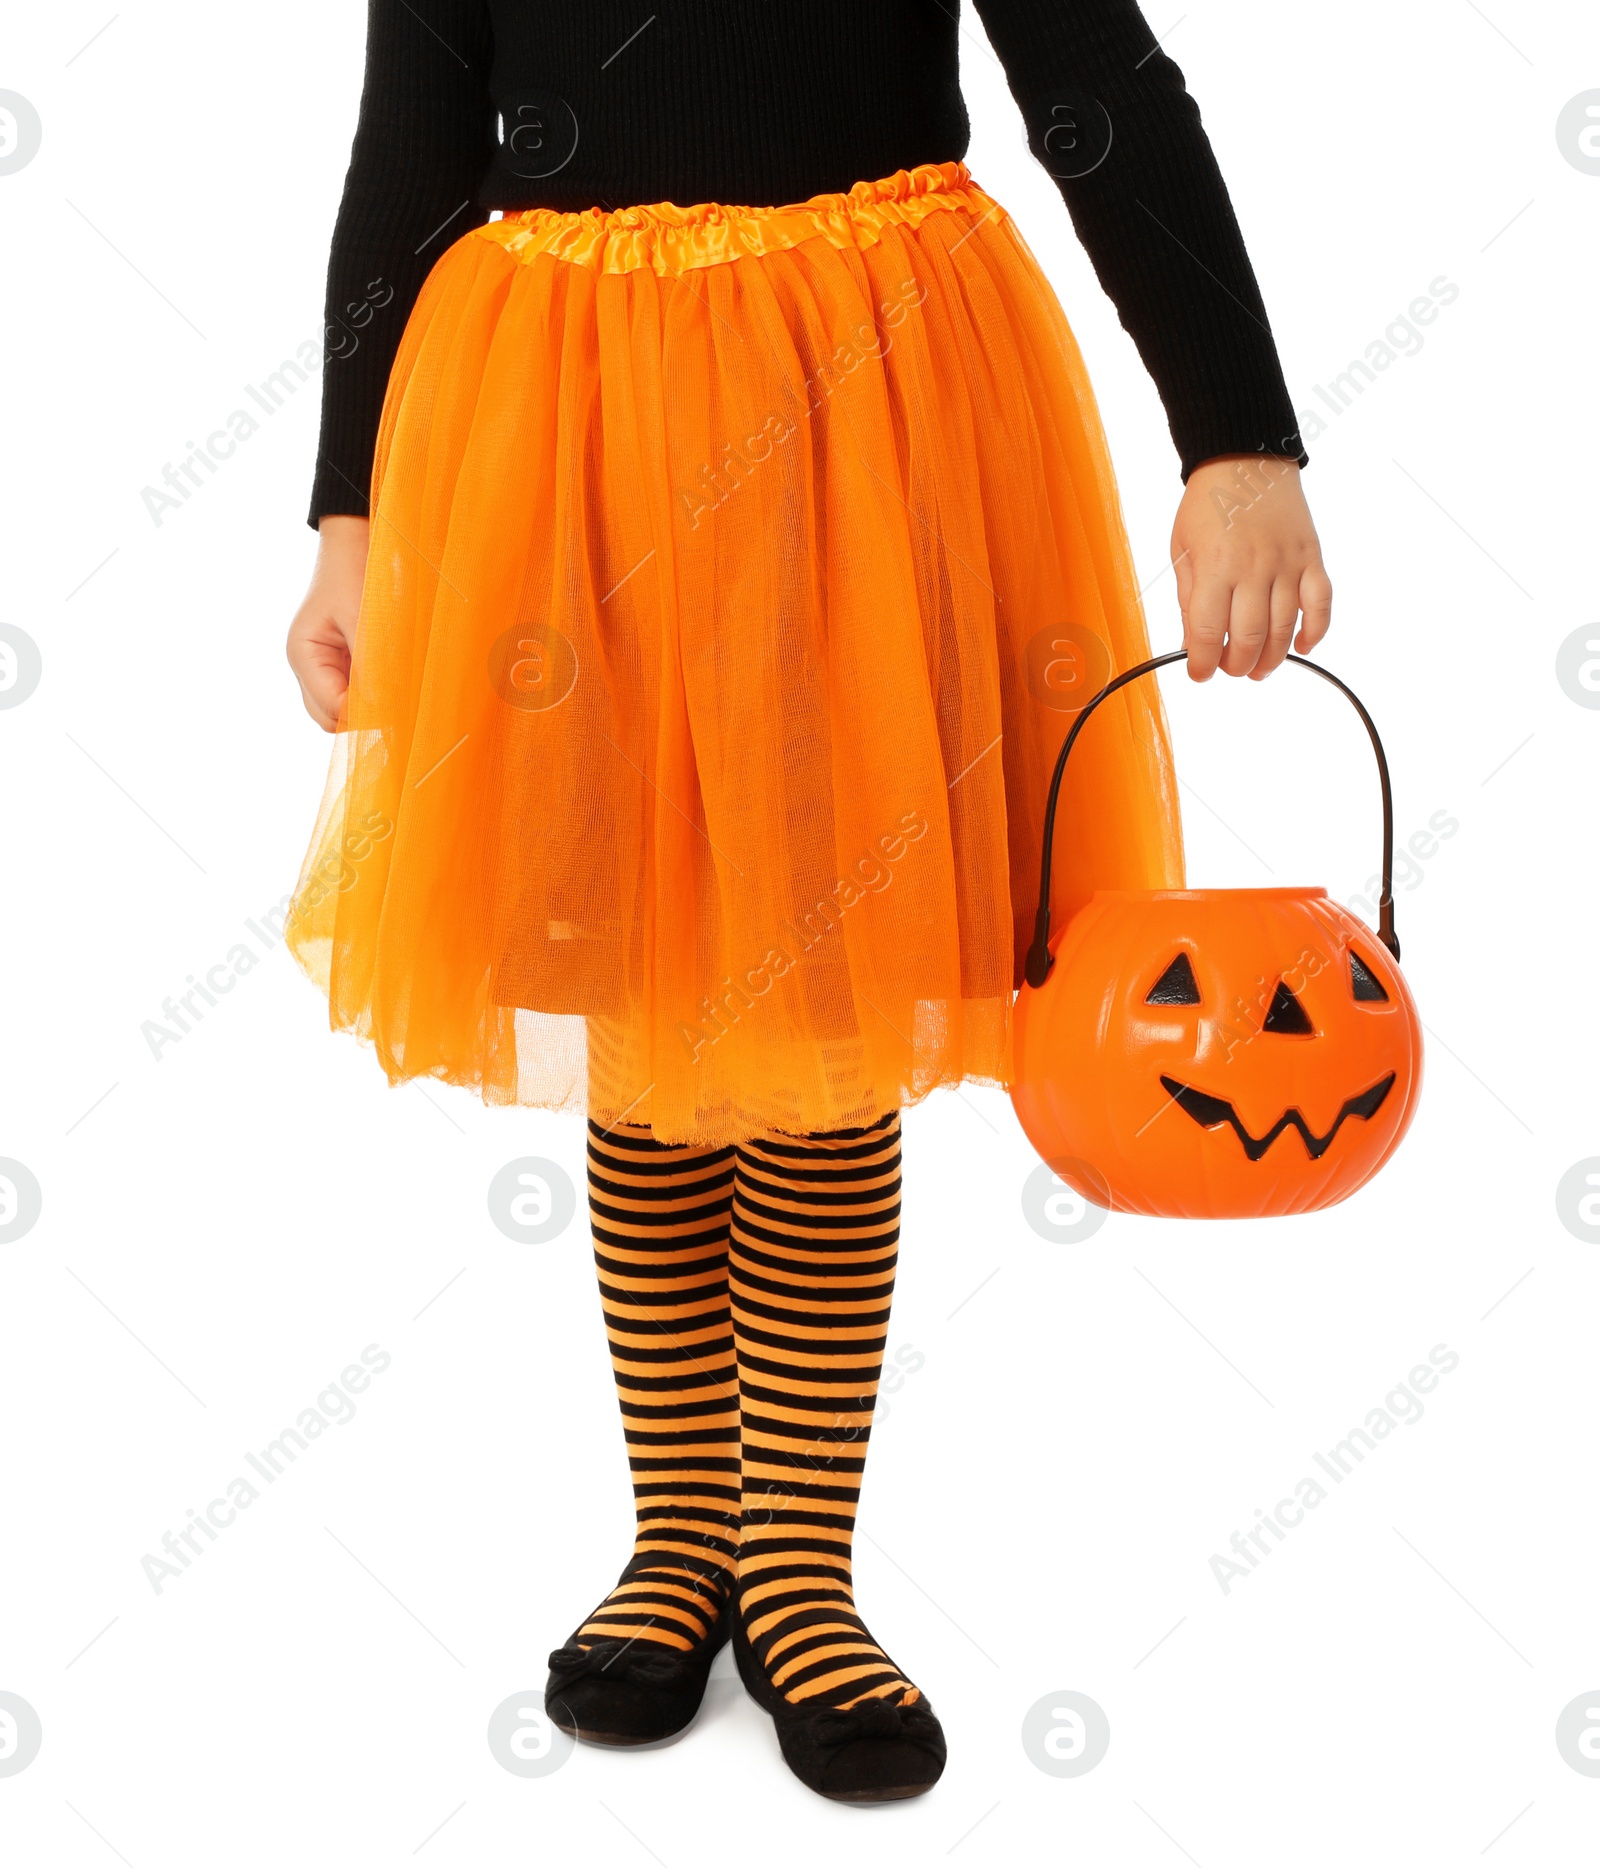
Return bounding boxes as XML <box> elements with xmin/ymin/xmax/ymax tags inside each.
<box><xmin>284</xmin><ymin>0</ymin><xmax>1330</xmax><ymax>1803</ymax></box>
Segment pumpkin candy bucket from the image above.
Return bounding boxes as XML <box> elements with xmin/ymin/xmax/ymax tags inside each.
<box><xmin>1011</xmin><ymin>652</ymin><xmax>1423</xmax><ymax>1219</ymax></box>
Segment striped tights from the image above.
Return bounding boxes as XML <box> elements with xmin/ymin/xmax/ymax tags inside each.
<box><xmin>578</xmin><ymin>1111</ymin><xmax>916</xmax><ymax>1710</ymax></box>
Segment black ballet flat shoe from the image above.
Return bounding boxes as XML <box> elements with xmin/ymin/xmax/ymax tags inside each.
<box><xmin>545</xmin><ymin>1593</ymin><xmax>732</xmax><ymax>1747</ymax></box>
<box><xmin>731</xmin><ymin>1608</ymin><xmax>946</xmax><ymax>1801</ymax></box>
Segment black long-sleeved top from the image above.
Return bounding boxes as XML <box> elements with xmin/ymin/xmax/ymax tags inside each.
<box><xmin>309</xmin><ymin>0</ymin><xmax>1307</xmax><ymax>525</ymax></box>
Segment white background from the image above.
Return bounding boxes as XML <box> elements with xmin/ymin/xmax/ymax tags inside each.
<box><xmin>1</xmin><ymin>2</ymin><xmax>1596</xmax><ymax>1862</ymax></box>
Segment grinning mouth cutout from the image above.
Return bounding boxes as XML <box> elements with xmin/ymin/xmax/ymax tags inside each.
<box><xmin>1159</xmin><ymin>1073</ymin><xmax>1397</xmax><ymax>1162</ymax></box>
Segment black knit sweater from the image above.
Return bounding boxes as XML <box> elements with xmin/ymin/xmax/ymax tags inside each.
<box><xmin>309</xmin><ymin>0</ymin><xmax>1307</xmax><ymax>525</ymax></box>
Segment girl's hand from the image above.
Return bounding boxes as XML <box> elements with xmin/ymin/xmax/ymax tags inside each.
<box><xmin>287</xmin><ymin>515</ymin><xmax>369</xmax><ymax>731</ymax></box>
<box><xmin>1170</xmin><ymin>456</ymin><xmax>1332</xmax><ymax>681</ymax></box>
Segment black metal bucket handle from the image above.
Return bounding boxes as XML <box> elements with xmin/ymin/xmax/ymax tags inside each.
<box><xmin>1022</xmin><ymin>650</ymin><xmax>1399</xmax><ymax>990</ymax></box>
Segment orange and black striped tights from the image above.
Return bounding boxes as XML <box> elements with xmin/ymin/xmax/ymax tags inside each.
<box><xmin>578</xmin><ymin>1111</ymin><xmax>921</xmax><ymax>1710</ymax></box>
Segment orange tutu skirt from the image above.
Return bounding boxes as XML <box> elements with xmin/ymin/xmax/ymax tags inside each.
<box><xmin>287</xmin><ymin>160</ymin><xmax>1184</xmax><ymax>1143</ymax></box>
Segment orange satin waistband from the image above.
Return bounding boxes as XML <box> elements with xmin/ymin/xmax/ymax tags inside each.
<box><xmin>477</xmin><ymin>160</ymin><xmax>1001</xmax><ymax>277</ymax></box>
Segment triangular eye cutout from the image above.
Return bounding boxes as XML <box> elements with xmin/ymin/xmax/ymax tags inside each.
<box><xmin>1146</xmin><ymin>953</ymin><xmax>1201</xmax><ymax>1005</ymax></box>
<box><xmin>1261</xmin><ymin>980</ymin><xmax>1315</xmax><ymax>1035</ymax></box>
<box><xmin>1349</xmin><ymin>949</ymin><xmax>1389</xmax><ymax>1002</ymax></box>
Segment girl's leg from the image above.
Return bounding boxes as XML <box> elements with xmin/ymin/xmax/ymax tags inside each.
<box><xmin>573</xmin><ymin>1118</ymin><xmax>741</xmax><ymax>1646</ymax></box>
<box><xmin>729</xmin><ymin>1111</ymin><xmax>946</xmax><ymax>1796</ymax></box>
<box><xmin>545</xmin><ymin>1120</ymin><xmax>740</xmax><ymax>1745</ymax></box>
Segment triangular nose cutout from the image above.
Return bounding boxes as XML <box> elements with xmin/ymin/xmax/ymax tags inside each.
<box><xmin>1146</xmin><ymin>953</ymin><xmax>1201</xmax><ymax>1005</ymax></box>
<box><xmin>1349</xmin><ymin>949</ymin><xmax>1389</xmax><ymax>1002</ymax></box>
<box><xmin>1262</xmin><ymin>980</ymin><xmax>1315</xmax><ymax>1035</ymax></box>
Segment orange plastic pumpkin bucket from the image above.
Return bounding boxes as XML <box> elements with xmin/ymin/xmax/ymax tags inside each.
<box><xmin>1011</xmin><ymin>653</ymin><xmax>1423</xmax><ymax>1219</ymax></box>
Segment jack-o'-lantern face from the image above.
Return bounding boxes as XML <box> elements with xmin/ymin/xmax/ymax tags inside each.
<box><xmin>1144</xmin><ymin>945</ymin><xmax>1397</xmax><ymax>1159</ymax></box>
<box><xmin>1011</xmin><ymin>888</ymin><xmax>1423</xmax><ymax>1218</ymax></box>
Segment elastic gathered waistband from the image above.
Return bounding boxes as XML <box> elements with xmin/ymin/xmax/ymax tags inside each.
<box><xmin>477</xmin><ymin>160</ymin><xmax>999</xmax><ymax>277</ymax></box>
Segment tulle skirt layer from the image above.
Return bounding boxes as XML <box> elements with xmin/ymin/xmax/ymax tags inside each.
<box><xmin>286</xmin><ymin>160</ymin><xmax>1184</xmax><ymax>1143</ymax></box>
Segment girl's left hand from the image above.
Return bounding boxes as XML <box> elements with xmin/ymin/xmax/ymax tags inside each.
<box><xmin>1170</xmin><ymin>455</ymin><xmax>1333</xmax><ymax>682</ymax></box>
